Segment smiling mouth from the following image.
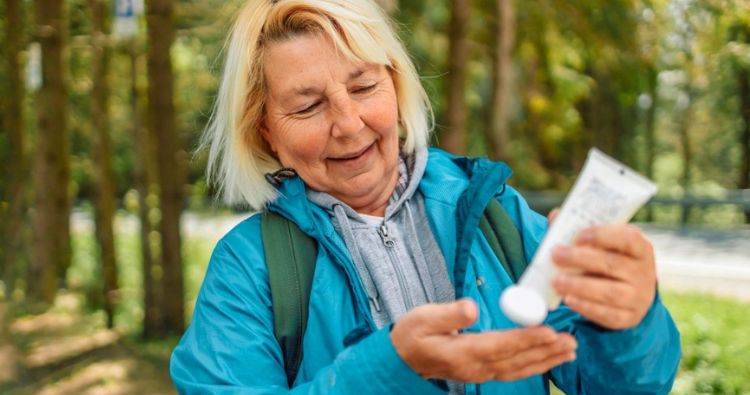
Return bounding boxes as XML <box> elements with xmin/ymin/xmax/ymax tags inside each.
<box><xmin>330</xmin><ymin>143</ymin><xmax>374</xmax><ymax>161</ymax></box>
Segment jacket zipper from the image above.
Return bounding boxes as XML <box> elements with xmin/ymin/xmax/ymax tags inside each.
<box><xmin>378</xmin><ymin>223</ymin><xmax>414</xmax><ymax>310</ymax></box>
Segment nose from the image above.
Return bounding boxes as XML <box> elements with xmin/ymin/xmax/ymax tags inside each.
<box><xmin>330</xmin><ymin>93</ymin><xmax>364</xmax><ymax>138</ymax></box>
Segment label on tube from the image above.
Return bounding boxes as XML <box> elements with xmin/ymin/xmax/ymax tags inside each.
<box><xmin>500</xmin><ymin>148</ymin><xmax>658</xmax><ymax>327</ymax></box>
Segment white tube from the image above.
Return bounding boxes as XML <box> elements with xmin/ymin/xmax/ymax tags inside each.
<box><xmin>500</xmin><ymin>148</ymin><xmax>658</xmax><ymax>327</ymax></box>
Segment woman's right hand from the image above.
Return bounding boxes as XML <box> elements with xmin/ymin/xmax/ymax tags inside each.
<box><xmin>390</xmin><ymin>299</ymin><xmax>577</xmax><ymax>383</ymax></box>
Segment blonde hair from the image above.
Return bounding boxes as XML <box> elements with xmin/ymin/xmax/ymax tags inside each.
<box><xmin>202</xmin><ymin>0</ymin><xmax>433</xmax><ymax>209</ymax></box>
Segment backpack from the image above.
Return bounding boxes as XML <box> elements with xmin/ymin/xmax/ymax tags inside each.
<box><xmin>261</xmin><ymin>198</ymin><xmax>529</xmax><ymax>387</ymax></box>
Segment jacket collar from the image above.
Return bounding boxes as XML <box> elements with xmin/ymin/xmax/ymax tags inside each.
<box><xmin>266</xmin><ymin>148</ymin><xmax>514</xmax><ymax>310</ymax></box>
<box><xmin>267</xmin><ymin>148</ymin><xmax>514</xmax><ymax>232</ymax></box>
<box><xmin>421</xmin><ymin>148</ymin><xmax>514</xmax><ymax>298</ymax></box>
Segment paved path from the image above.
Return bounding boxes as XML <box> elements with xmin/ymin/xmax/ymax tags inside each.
<box><xmin>73</xmin><ymin>212</ymin><xmax>750</xmax><ymax>301</ymax></box>
<box><xmin>643</xmin><ymin>225</ymin><xmax>750</xmax><ymax>301</ymax></box>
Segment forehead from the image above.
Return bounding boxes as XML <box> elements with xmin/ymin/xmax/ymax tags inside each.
<box><xmin>263</xmin><ymin>34</ymin><xmax>377</xmax><ymax>97</ymax></box>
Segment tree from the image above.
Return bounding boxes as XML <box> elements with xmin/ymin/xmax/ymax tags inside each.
<box><xmin>441</xmin><ymin>0</ymin><xmax>470</xmax><ymax>154</ymax></box>
<box><xmin>130</xmin><ymin>36</ymin><xmax>164</xmax><ymax>338</ymax></box>
<box><xmin>733</xmin><ymin>23</ymin><xmax>750</xmax><ymax>222</ymax></box>
<box><xmin>29</xmin><ymin>0</ymin><xmax>70</xmax><ymax>306</ymax></box>
<box><xmin>2</xmin><ymin>0</ymin><xmax>27</xmax><ymax>300</ymax></box>
<box><xmin>484</xmin><ymin>0</ymin><xmax>515</xmax><ymax>162</ymax></box>
<box><xmin>89</xmin><ymin>0</ymin><xmax>119</xmax><ymax>328</ymax></box>
<box><xmin>146</xmin><ymin>0</ymin><xmax>186</xmax><ymax>335</ymax></box>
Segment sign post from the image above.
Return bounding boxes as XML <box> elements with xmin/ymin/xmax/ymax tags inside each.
<box><xmin>113</xmin><ymin>0</ymin><xmax>144</xmax><ymax>40</ymax></box>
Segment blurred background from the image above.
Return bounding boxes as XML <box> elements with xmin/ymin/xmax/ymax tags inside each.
<box><xmin>0</xmin><ymin>0</ymin><xmax>749</xmax><ymax>393</ymax></box>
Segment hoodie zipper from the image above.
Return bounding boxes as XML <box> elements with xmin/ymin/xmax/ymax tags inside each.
<box><xmin>378</xmin><ymin>223</ymin><xmax>415</xmax><ymax>310</ymax></box>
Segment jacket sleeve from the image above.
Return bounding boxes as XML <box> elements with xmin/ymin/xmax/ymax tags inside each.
<box><xmin>497</xmin><ymin>186</ymin><xmax>681</xmax><ymax>395</ymax></box>
<box><xmin>547</xmin><ymin>295</ymin><xmax>681</xmax><ymax>394</ymax></box>
<box><xmin>170</xmin><ymin>221</ymin><xmax>445</xmax><ymax>395</ymax></box>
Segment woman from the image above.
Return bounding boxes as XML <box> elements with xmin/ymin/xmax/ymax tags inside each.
<box><xmin>170</xmin><ymin>0</ymin><xmax>681</xmax><ymax>393</ymax></box>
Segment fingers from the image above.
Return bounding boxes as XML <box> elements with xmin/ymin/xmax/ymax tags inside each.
<box><xmin>428</xmin><ymin>299</ymin><xmax>478</xmax><ymax>334</ymax></box>
<box><xmin>459</xmin><ymin>326</ymin><xmax>558</xmax><ymax>361</ymax></box>
<box><xmin>448</xmin><ymin>330</ymin><xmax>577</xmax><ymax>383</ymax></box>
<box><xmin>494</xmin><ymin>348</ymin><xmax>576</xmax><ymax>382</ymax></box>
<box><xmin>406</xmin><ymin>299</ymin><xmax>478</xmax><ymax>335</ymax></box>
<box><xmin>551</xmin><ymin>227</ymin><xmax>656</xmax><ymax>330</ymax></box>
<box><xmin>552</xmin><ymin>245</ymin><xmax>633</xmax><ymax>280</ymax></box>
<box><xmin>392</xmin><ymin>303</ymin><xmax>580</xmax><ymax>384</ymax></box>
<box><xmin>490</xmin><ymin>343</ymin><xmax>577</xmax><ymax>382</ymax></box>
<box><xmin>563</xmin><ymin>294</ymin><xmax>641</xmax><ymax>330</ymax></box>
<box><xmin>548</xmin><ymin>208</ymin><xmax>560</xmax><ymax>226</ymax></box>
<box><xmin>575</xmin><ymin>224</ymin><xmax>652</xmax><ymax>259</ymax></box>
<box><xmin>488</xmin><ymin>332</ymin><xmax>576</xmax><ymax>366</ymax></box>
<box><xmin>553</xmin><ymin>273</ymin><xmax>635</xmax><ymax>310</ymax></box>
<box><xmin>390</xmin><ymin>300</ymin><xmax>479</xmax><ymax>379</ymax></box>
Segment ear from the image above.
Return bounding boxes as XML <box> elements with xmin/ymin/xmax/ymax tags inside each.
<box><xmin>259</xmin><ymin>120</ymin><xmax>277</xmax><ymax>154</ymax></box>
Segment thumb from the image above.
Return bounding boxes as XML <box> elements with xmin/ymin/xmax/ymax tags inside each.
<box><xmin>548</xmin><ymin>208</ymin><xmax>560</xmax><ymax>227</ymax></box>
<box><xmin>417</xmin><ymin>299</ymin><xmax>478</xmax><ymax>335</ymax></box>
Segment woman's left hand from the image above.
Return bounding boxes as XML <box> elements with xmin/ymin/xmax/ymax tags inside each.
<box><xmin>551</xmin><ymin>224</ymin><xmax>657</xmax><ymax>330</ymax></box>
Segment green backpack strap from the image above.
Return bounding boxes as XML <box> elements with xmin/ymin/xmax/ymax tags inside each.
<box><xmin>478</xmin><ymin>199</ymin><xmax>528</xmax><ymax>282</ymax></box>
<box><xmin>261</xmin><ymin>211</ymin><xmax>318</xmax><ymax>388</ymax></box>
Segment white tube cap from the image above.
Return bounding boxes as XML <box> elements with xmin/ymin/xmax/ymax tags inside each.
<box><xmin>500</xmin><ymin>285</ymin><xmax>548</xmax><ymax>327</ymax></box>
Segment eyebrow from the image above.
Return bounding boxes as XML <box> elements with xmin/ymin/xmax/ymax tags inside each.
<box><xmin>348</xmin><ymin>68</ymin><xmax>366</xmax><ymax>80</ymax></box>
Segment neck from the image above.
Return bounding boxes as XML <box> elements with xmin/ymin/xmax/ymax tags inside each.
<box><xmin>353</xmin><ymin>200</ymin><xmax>388</xmax><ymax>217</ymax></box>
<box><xmin>342</xmin><ymin>170</ymin><xmax>398</xmax><ymax>217</ymax></box>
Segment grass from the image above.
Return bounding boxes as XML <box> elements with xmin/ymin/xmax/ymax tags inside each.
<box><xmin>663</xmin><ymin>292</ymin><xmax>750</xmax><ymax>395</ymax></box>
<box><xmin>549</xmin><ymin>291</ymin><xmax>750</xmax><ymax>395</ymax></box>
<box><xmin>68</xmin><ymin>214</ymin><xmax>216</xmax><ymax>334</ymax></box>
<box><xmin>65</xmin><ymin>213</ymin><xmax>750</xmax><ymax>394</ymax></box>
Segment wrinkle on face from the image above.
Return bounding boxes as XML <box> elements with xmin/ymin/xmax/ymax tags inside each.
<box><xmin>260</xmin><ymin>33</ymin><xmax>400</xmax><ymax>215</ymax></box>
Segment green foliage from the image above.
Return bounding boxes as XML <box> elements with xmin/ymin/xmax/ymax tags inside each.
<box><xmin>663</xmin><ymin>292</ymin><xmax>750</xmax><ymax>395</ymax></box>
<box><xmin>69</xmin><ymin>212</ymin><xmax>214</xmax><ymax>334</ymax></box>
<box><xmin>3</xmin><ymin>0</ymin><xmax>742</xmax><ymax>224</ymax></box>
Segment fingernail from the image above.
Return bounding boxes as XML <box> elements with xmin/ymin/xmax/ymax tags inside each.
<box><xmin>563</xmin><ymin>295</ymin><xmax>578</xmax><ymax>305</ymax></box>
<box><xmin>555</xmin><ymin>274</ymin><xmax>571</xmax><ymax>287</ymax></box>
<box><xmin>552</xmin><ymin>246</ymin><xmax>572</xmax><ymax>263</ymax></box>
<box><xmin>458</xmin><ymin>299</ymin><xmax>477</xmax><ymax>319</ymax></box>
<box><xmin>576</xmin><ymin>228</ymin><xmax>596</xmax><ymax>245</ymax></box>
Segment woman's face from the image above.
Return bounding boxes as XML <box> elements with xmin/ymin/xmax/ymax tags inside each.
<box><xmin>261</xmin><ymin>33</ymin><xmax>400</xmax><ymax>215</ymax></box>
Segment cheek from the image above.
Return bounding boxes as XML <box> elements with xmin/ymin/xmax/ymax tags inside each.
<box><xmin>368</xmin><ymin>96</ymin><xmax>399</xmax><ymax>139</ymax></box>
<box><xmin>272</xmin><ymin>121</ymin><xmax>329</xmax><ymax>167</ymax></box>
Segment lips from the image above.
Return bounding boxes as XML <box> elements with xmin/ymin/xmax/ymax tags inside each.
<box><xmin>330</xmin><ymin>143</ymin><xmax>373</xmax><ymax>161</ymax></box>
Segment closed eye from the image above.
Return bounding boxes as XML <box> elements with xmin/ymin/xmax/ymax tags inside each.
<box><xmin>295</xmin><ymin>101</ymin><xmax>321</xmax><ymax>115</ymax></box>
<box><xmin>353</xmin><ymin>84</ymin><xmax>377</xmax><ymax>94</ymax></box>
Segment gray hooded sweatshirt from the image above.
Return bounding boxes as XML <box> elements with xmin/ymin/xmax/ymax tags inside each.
<box><xmin>308</xmin><ymin>148</ymin><xmax>463</xmax><ymax>394</ymax></box>
<box><xmin>307</xmin><ymin>147</ymin><xmax>455</xmax><ymax>327</ymax></box>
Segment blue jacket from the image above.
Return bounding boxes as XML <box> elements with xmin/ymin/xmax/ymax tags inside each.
<box><xmin>171</xmin><ymin>148</ymin><xmax>681</xmax><ymax>394</ymax></box>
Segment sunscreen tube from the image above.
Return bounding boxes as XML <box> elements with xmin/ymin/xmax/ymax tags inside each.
<box><xmin>500</xmin><ymin>148</ymin><xmax>658</xmax><ymax>327</ymax></box>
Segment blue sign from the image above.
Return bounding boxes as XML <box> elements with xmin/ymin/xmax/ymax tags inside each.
<box><xmin>113</xmin><ymin>0</ymin><xmax>142</xmax><ymax>39</ymax></box>
<box><xmin>115</xmin><ymin>0</ymin><xmax>136</xmax><ymax>17</ymax></box>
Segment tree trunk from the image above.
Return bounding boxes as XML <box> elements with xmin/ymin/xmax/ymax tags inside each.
<box><xmin>90</xmin><ymin>0</ymin><xmax>119</xmax><ymax>329</ymax></box>
<box><xmin>146</xmin><ymin>0</ymin><xmax>185</xmax><ymax>335</ymax></box>
<box><xmin>738</xmin><ymin>63</ymin><xmax>750</xmax><ymax>223</ymax></box>
<box><xmin>29</xmin><ymin>0</ymin><xmax>70</xmax><ymax>306</ymax></box>
<box><xmin>131</xmin><ymin>39</ymin><xmax>163</xmax><ymax>338</ymax></box>
<box><xmin>440</xmin><ymin>0</ymin><xmax>470</xmax><ymax>155</ymax></box>
<box><xmin>2</xmin><ymin>0</ymin><xmax>27</xmax><ymax>300</ymax></box>
<box><xmin>484</xmin><ymin>0</ymin><xmax>515</xmax><ymax>162</ymax></box>
<box><xmin>643</xmin><ymin>67</ymin><xmax>658</xmax><ymax>222</ymax></box>
<box><xmin>678</xmin><ymin>90</ymin><xmax>694</xmax><ymax>226</ymax></box>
